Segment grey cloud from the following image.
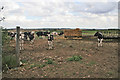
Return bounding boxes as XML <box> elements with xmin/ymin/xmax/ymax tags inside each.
<box><xmin>69</xmin><ymin>2</ymin><xmax>117</xmax><ymax>14</ymax></box>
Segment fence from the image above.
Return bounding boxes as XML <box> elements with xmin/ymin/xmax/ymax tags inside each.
<box><xmin>101</xmin><ymin>30</ymin><xmax>119</xmax><ymax>39</ymax></box>
<box><xmin>2</xmin><ymin>26</ymin><xmax>21</xmax><ymax>73</ymax></box>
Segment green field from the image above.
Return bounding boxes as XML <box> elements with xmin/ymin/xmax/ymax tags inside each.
<box><xmin>82</xmin><ymin>30</ymin><xmax>97</xmax><ymax>36</ymax></box>
<box><xmin>82</xmin><ymin>29</ymin><xmax>119</xmax><ymax>37</ymax></box>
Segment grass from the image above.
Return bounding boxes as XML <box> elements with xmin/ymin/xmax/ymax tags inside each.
<box><xmin>82</xmin><ymin>30</ymin><xmax>97</xmax><ymax>36</ymax></box>
<box><xmin>64</xmin><ymin>73</ymin><xmax>67</xmax><ymax>76</ymax></box>
<box><xmin>67</xmin><ymin>55</ymin><xmax>82</xmax><ymax>61</ymax></box>
<box><xmin>73</xmin><ymin>72</ymin><xmax>76</xmax><ymax>75</ymax></box>
<box><xmin>21</xmin><ymin>59</ymin><xmax>27</xmax><ymax>63</ymax></box>
<box><xmin>39</xmin><ymin>36</ymin><xmax>43</xmax><ymax>39</ymax></box>
<box><xmin>45</xmin><ymin>59</ymin><xmax>53</xmax><ymax>64</ymax></box>
<box><xmin>29</xmin><ymin>58</ymin><xmax>54</xmax><ymax>69</ymax></box>
<box><xmin>79</xmin><ymin>60</ymin><xmax>83</xmax><ymax>64</ymax></box>
<box><xmin>38</xmin><ymin>64</ymin><xmax>46</xmax><ymax>68</ymax></box>
<box><xmin>86</xmin><ymin>61</ymin><xmax>96</xmax><ymax>66</ymax></box>
<box><xmin>30</xmin><ymin>64</ymin><xmax>36</xmax><ymax>69</ymax></box>
<box><xmin>2</xmin><ymin>55</ymin><xmax>18</xmax><ymax>70</ymax></box>
<box><xmin>29</xmin><ymin>63</ymin><xmax>46</xmax><ymax>69</ymax></box>
<box><xmin>107</xmin><ymin>71</ymin><xmax>114</xmax><ymax>76</ymax></box>
<box><xmin>82</xmin><ymin>29</ymin><xmax>119</xmax><ymax>36</ymax></box>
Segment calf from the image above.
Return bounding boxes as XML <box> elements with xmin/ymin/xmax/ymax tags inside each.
<box><xmin>94</xmin><ymin>32</ymin><xmax>103</xmax><ymax>47</ymax></box>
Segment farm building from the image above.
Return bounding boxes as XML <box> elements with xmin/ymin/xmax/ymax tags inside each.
<box><xmin>64</xmin><ymin>28</ymin><xmax>82</xmax><ymax>39</ymax></box>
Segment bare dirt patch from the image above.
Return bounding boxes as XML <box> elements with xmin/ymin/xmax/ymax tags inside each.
<box><xmin>2</xmin><ymin>37</ymin><xmax>118</xmax><ymax>78</ymax></box>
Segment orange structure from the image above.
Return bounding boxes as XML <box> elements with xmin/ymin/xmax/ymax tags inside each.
<box><xmin>64</xmin><ymin>28</ymin><xmax>82</xmax><ymax>39</ymax></box>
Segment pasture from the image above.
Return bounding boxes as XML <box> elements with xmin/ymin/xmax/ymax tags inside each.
<box><xmin>2</xmin><ymin>29</ymin><xmax>118</xmax><ymax>78</ymax></box>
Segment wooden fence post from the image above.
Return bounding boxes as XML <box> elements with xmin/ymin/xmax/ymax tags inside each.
<box><xmin>16</xmin><ymin>26</ymin><xmax>20</xmax><ymax>67</ymax></box>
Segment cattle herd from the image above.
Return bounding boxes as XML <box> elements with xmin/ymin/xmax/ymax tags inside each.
<box><xmin>7</xmin><ymin>31</ymin><xmax>64</xmax><ymax>50</ymax></box>
<box><xmin>7</xmin><ymin>30</ymin><xmax>104</xmax><ymax>48</ymax></box>
<box><xmin>7</xmin><ymin>30</ymin><xmax>106</xmax><ymax>51</ymax></box>
<box><xmin>8</xmin><ymin>31</ymin><xmax>64</xmax><ymax>41</ymax></box>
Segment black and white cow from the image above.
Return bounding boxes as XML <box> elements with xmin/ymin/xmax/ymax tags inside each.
<box><xmin>27</xmin><ymin>31</ymin><xmax>35</xmax><ymax>44</ymax></box>
<box><xmin>19</xmin><ymin>32</ymin><xmax>25</xmax><ymax>50</ymax></box>
<box><xmin>8</xmin><ymin>32</ymin><xmax>16</xmax><ymax>40</ymax></box>
<box><xmin>23</xmin><ymin>32</ymin><xmax>29</xmax><ymax>41</ymax></box>
<box><xmin>94</xmin><ymin>32</ymin><xmax>103</xmax><ymax>46</ymax></box>
<box><xmin>58</xmin><ymin>31</ymin><xmax>64</xmax><ymax>36</ymax></box>
<box><xmin>43</xmin><ymin>31</ymin><xmax>50</xmax><ymax>36</ymax></box>
<box><xmin>36</xmin><ymin>31</ymin><xmax>50</xmax><ymax>38</ymax></box>
<box><xmin>36</xmin><ymin>31</ymin><xmax>43</xmax><ymax>37</ymax></box>
<box><xmin>17</xmin><ymin>31</ymin><xmax>35</xmax><ymax>50</ymax></box>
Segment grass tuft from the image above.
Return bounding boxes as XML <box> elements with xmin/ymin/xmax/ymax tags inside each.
<box><xmin>67</xmin><ymin>55</ymin><xmax>82</xmax><ymax>61</ymax></box>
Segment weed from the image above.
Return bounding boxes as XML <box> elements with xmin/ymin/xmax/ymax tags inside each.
<box><xmin>107</xmin><ymin>71</ymin><xmax>113</xmax><ymax>75</ymax></box>
<box><xmin>45</xmin><ymin>59</ymin><xmax>53</xmax><ymax>64</ymax></box>
<box><xmin>64</xmin><ymin>73</ymin><xmax>67</xmax><ymax>76</ymax></box>
<box><xmin>53</xmin><ymin>63</ymin><xmax>57</xmax><ymax>65</ymax></box>
<box><xmin>43</xmin><ymin>75</ymin><xmax>48</xmax><ymax>78</ymax></box>
<box><xmin>67</xmin><ymin>57</ymin><xmax>74</xmax><ymax>61</ymax></box>
<box><xmin>2</xmin><ymin>55</ymin><xmax>17</xmax><ymax>70</ymax></box>
<box><xmin>79</xmin><ymin>61</ymin><xmax>83</xmax><ymax>64</ymax></box>
<box><xmin>67</xmin><ymin>55</ymin><xmax>82</xmax><ymax>61</ymax></box>
<box><xmin>38</xmin><ymin>64</ymin><xmax>46</xmax><ymax>68</ymax></box>
<box><xmin>21</xmin><ymin>59</ymin><xmax>27</xmax><ymax>63</ymax></box>
<box><xmin>81</xmin><ymin>48</ymin><xmax>85</xmax><ymax>51</ymax></box>
<box><xmin>73</xmin><ymin>72</ymin><xmax>76</xmax><ymax>75</ymax></box>
<box><xmin>30</xmin><ymin>64</ymin><xmax>36</xmax><ymax>69</ymax></box>
<box><xmin>87</xmin><ymin>61</ymin><xmax>96</xmax><ymax>66</ymax></box>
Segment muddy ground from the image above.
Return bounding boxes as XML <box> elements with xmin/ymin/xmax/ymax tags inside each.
<box><xmin>2</xmin><ymin>36</ymin><xmax>118</xmax><ymax>78</ymax></box>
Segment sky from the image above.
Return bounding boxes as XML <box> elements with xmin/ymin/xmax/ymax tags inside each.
<box><xmin>0</xmin><ymin>0</ymin><xmax>119</xmax><ymax>29</ymax></box>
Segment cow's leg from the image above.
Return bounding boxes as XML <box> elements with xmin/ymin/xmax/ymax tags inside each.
<box><xmin>27</xmin><ymin>36</ymin><xmax>29</xmax><ymax>41</ymax></box>
<box><xmin>15</xmin><ymin>35</ymin><xmax>16</xmax><ymax>42</ymax></box>
<box><xmin>51</xmin><ymin>41</ymin><xmax>54</xmax><ymax>49</ymax></box>
<box><xmin>50</xmin><ymin>41</ymin><xmax>53</xmax><ymax>49</ymax></box>
<box><xmin>21</xmin><ymin>40</ymin><xmax>24</xmax><ymax>50</ymax></box>
<box><xmin>48</xmin><ymin>41</ymin><xmax>50</xmax><ymax>49</ymax></box>
<box><xmin>49</xmin><ymin>41</ymin><xmax>52</xmax><ymax>49</ymax></box>
<box><xmin>30</xmin><ymin>39</ymin><xmax>34</xmax><ymax>44</ymax></box>
<box><xmin>98</xmin><ymin>39</ymin><xmax>100</xmax><ymax>47</ymax></box>
<box><xmin>48</xmin><ymin>41</ymin><xmax>51</xmax><ymax>49</ymax></box>
<box><xmin>100</xmin><ymin>39</ymin><xmax>103</xmax><ymax>46</ymax></box>
<box><xmin>20</xmin><ymin>40</ymin><xmax>22</xmax><ymax>50</ymax></box>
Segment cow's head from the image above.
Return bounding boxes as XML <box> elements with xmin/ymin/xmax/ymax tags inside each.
<box><xmin>94</xmin><ymin>32</ymin><xmax>99</xmax><ymax>36</ymax></box>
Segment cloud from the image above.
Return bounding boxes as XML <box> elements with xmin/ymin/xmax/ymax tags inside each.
<box><xmin>0</xmin><ymin>0</ymin><xmax>118</xmax><ymax>29</ymax></box>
